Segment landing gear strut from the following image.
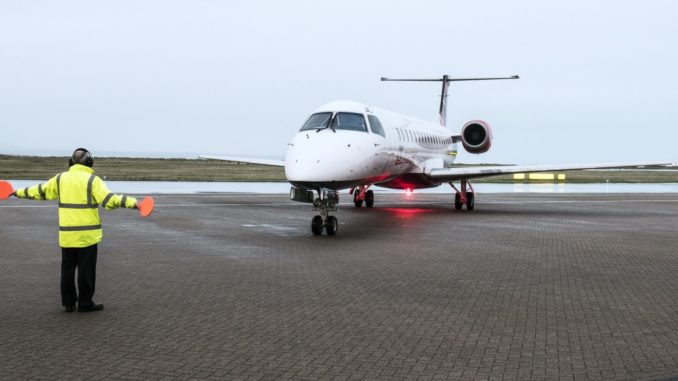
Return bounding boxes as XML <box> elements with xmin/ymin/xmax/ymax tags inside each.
<box><xmin>451</xmin><ymin>179</ymin><xmax>475</xmax><ymax>211</ymax></box>
<box><xmin>351</xmin><ymin>185</ymin><xmax>374</xmax><ymax>208</ymax></box>
<box><xmin>311</xmin><ymin>189</ymin><xmax>339</xmax><ymax>236</ymax></box>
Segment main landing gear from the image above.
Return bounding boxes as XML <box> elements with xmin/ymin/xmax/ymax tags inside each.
<box><xmin>351</xmin><ymin>185</ymin><xmax>374</xmax><ymax>208</ymax></box>
<box><xmin>311</xmin><ymin>189</ymin><xmax>339</xmax><ymax>236</ymax></box>
<box><xmin>451</xmin><ymin>179</ymin><xmax>475</xmax><ymax>211</ymax></box>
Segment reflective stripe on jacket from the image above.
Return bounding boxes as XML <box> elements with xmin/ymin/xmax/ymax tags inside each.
<box><xmin>15</xmin><ymin>164</ymin><xmax>138</xmax><ymax>248</ymax></box>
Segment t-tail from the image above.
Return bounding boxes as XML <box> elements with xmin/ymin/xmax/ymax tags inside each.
<box><xmin>381</xmin><ymin>75</ymin><xmax>519</xmax><ymax>127</ymax></box>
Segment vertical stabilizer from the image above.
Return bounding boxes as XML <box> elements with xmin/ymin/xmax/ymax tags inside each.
<box><xmin>381</xmin><ymin>75</ymin><xmax>519</xmax><ymax>128</ymax></box>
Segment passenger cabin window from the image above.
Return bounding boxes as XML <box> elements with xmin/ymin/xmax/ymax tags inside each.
<box><xmin>367</xmin><ymin>115</ymin><xmax>386</xmax><ymax>138</ymax></box>
<box><xmin>299</xmin><ymin>112</ymin><xmax>332</xmax><ymax>131</ymax></box>
<box><xmin>331</xmin><ymin>112</ymin><xmax>367</xmax><ymax>132</ymax></box>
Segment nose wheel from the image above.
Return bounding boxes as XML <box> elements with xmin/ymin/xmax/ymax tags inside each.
<box><xmin>325</xmin><ymin>216</ymin><xmax>338</xmax><ymax>235</ymax></box>
<box><xmin>311</xmin><ymin>215</ymin><xmax>338</xmax><ymax>236</ymax></box>
<box><xmin>311</xmin><ymin>215</ymin><xmax>323</xmax><ymax>235</ymax></box>
<box><xmin>311</xmin><ymin>188</ymin><xmax>339</xmax><ymax>236</ymax></box>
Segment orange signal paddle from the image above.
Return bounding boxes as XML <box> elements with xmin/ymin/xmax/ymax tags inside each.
<box><xmin>0</xmin><ymin>181</ymin><xmax>14</xmax><ymax>200</ymax></box>
<box><xmin>138</xmin><ymin>196</ymin><xmax>155</xmax><ymax>217</ymax></box>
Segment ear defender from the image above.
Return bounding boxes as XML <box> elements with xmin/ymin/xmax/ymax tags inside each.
<box><xmin>70</xmin><ymin>148</ymin><xmax>94</xmax><ymax>168</ymax></box>
<box><xmin>84</xmin><ymin>152</ymin><xmax>94</xmax><ymax>167</ymax></box>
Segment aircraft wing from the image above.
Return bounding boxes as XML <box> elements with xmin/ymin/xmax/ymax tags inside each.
<box><xmin>199</xmin><ymin>155</ymin><xmax>285</xmax><ymax>167</ymax></box>
<box><xmin>429</xmin><ymin>162</ymin><xmax>673</xmax><ymax>182</ymax></box>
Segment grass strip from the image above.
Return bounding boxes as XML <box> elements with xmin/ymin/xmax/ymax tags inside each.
<box><xmin>1</xmin><ymin>155</ymin><xmax>675</xmax><ymax>183</ymax></box>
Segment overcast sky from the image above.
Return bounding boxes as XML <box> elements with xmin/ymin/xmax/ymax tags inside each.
<box><xmin>1</xmin><ymin>0</ymin><xmax>676</xmax><ymax>164</ymax></box>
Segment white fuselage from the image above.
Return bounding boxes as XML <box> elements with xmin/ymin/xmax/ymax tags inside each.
<box><xmin>284</xmin><ymin>100</ymin><xmax>458</xmax><ymax>191</ymax></box>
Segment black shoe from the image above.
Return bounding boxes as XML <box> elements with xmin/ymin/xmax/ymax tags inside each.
<box><xmin>64</xmin><ymin>306</ymin><xmax>76</xmax><ymax>313</ymax></box>
<box><xmin>78</xmin><ymin>304</ymin><xmax>104</xmax><ymax>312</ymax></box>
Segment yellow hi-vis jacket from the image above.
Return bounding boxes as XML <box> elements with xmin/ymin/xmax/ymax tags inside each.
<box><xmin>15</xmin><ymin>164</ymin><xmax>138</xmax><ymax>248</ymax></box>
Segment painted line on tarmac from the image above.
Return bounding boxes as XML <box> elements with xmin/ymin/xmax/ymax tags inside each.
<box><xmin>0</xmin><ymin>205</ymin><xmax>55</xmax><ymax>208</ymax></box>
<box><xmin>155</xmin><ymin>203</ymin><xmax>303</xmax><ymax>207</ymax></box>
<box><xmin>479</xmin><ymin>199</ymin><xmax>678</xmax><ymax>204</ymax></box>
<box><xmin>152</xmin><ymin>199</ymin><xmax>678</xmax><ymax>207</ymax></box>
<box><xmin>2</xmin><ymin>199</ymin><xmax>678</xmax><ymax>209</ymax></box>
<box><xmin>151</xmin><ymin>194</ymin><xmax>289</xmax><ymax>198</ymax></box>
<box><xmin>0</xmin><ymin>203</ymin><xmax>299</xmax><ymax>208</ymax></box>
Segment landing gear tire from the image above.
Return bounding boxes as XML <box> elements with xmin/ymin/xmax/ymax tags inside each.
<box><xmin>466</xmin><ymin>192</ymin><xmax>475</xmax><ymax>211</ymax></box>
<box><xmin>326</xmin><ymin>216</ymin><xmax>338</xmax><ymax>236</ymax></box>
<box><xmin>365</xmin><ymin>190</ymin><xmax>374</xmax><ymax>208</ymax></box>
<box><xmin>311</xmin><ymin>215</ymin><xmax>323</xmax><ymax>236</ymax></box>
<box><xmin>354</xmin><ymin>190</ymin><xmax>363</xmax><ymax>208</ymax></box>
<box><xmin>454</xmin><ymin>193</ymin><xmax>463</xmax><ymax>210</ymax></box>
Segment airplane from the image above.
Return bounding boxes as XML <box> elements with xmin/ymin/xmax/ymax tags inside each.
<box><xmin>201</xmin><ymin>75</ymin><xmax>671</xmax><ymax>236</ymax></box>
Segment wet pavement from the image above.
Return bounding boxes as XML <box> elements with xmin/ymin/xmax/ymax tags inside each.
<box><xmin>1</xmin><ymin>193</ymin><xmax>678</xmax><ymax>380</ymax></box>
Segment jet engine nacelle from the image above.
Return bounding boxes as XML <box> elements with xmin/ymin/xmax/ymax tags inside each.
<box><xmin>461</xmin><ymin>120</ymin><xmax>493</xmax><ymax>154</ymax></box>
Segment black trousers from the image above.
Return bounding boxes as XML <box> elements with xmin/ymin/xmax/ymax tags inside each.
<box><xmin>61</xmin><ymin>244</ymin><xmax>98</xmax><ymax>308</ymax></box>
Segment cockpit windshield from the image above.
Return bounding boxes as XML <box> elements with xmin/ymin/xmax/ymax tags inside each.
<box><xmin>300</xmin><ymin>112</ymin><xmax>369</xmax><ymax>133</ymax></box>
<box><xmin>299</xmin><ymin>112</ymin><xmax>332</xmax><ymax>131</ymax></box>
<box><xmin>331</xmin><ymin>112</ymin><xmax>367</xmax><ymax>132</ymax></box>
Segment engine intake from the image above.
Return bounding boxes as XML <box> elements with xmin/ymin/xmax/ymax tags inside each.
<box><xmin>461</xmin><ymin>120</ymin><xmax>492</xmax><ymax>154</ymax></box>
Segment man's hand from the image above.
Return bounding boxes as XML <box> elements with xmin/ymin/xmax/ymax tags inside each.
<box><xmin>10</xmin><ymin>191</ymin><xmax>16</xmax><ymax>197</ymax></box>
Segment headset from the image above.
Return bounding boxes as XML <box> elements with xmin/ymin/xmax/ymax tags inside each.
<box><xmin>69</xmin><ymin>148</ymin><xmax>94</xmax><ymax>168</ymax></box>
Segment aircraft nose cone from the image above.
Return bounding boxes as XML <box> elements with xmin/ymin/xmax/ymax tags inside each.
<box><xmin>284</xmin><ymin>132</ymin><xmax>373</xmax><ymax>183</ymax></box>
<box><xmin>284</xmin><ymin>147</ymin><xmax>331</xmax><ymax>182</ymax></box>
<box><xmin>285</xmin><ymin>130</ymin><xmax>386</xmax><ymax>184</ymax></box>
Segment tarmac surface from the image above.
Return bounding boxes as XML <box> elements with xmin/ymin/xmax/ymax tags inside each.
<box><xmin>1</xmin><ymin>192</ymin><xmax>678</xmax><ymax>380</ymax></box>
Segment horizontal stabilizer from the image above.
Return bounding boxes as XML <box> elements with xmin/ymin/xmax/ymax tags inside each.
<box><xmin>199</xmin><ymin>155</ymin><xmax>285</xmax><ymax>167</ymax></box>
<box><xmin>429</xmin><ymin>162</ymin><xmax>673</xmax><ymax>182</ymax></box>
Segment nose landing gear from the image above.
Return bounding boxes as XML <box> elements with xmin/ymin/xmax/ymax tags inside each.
<box><xmin>311</xmin><ymin>189</ymin><xmax>339</xmax><ymax>236</ymax></box>
<box><xmin>311</xmin><ymin>215</ymin><xmax>337</xmax><ymax>235</ymax></box>
<box><xmin>451</xmin><ymin>179</ymin><xmax>475</xmax><ymax>211</ymax></box>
